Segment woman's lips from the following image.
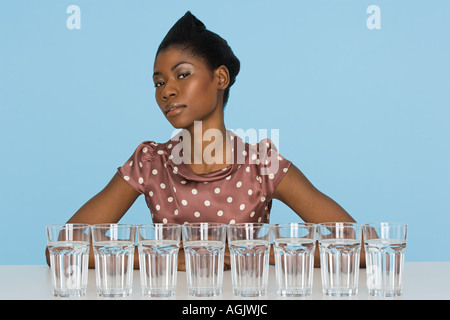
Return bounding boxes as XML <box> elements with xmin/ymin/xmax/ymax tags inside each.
<box><xmin>165</xmin><ymin>104</ymin><xmax>186</xmax><ymax>118</ymax></box>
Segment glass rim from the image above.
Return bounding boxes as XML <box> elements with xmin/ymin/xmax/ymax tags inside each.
<box><xmin>227</xmin><ymin>222</ymin><xmax>270</xmax><ymax>228</ymax></box>
<box><xmin>91</xmin><ymin>223</ymin><xmax>136</xmax><ymax>229</ymax></box>
<box><xmin>182</xmin><ymin>222</ymin><xmax>226</xmax><ymax>228</ymax></box>
<box><xmin>318</xmin><ymin>222</ymin><xmax>361</xmax><ymax>228</ymax></box>
<box><xmin>137</xmin><ymin>223</ymin><xmax>181</xmax><ymax>229</ymax></box>
<box><xmin>363</xmin><ymin>222</ymin><xmax>407</xmax><ymax>228</ymax></box>
<box><xmin>46</xmin><ymin>223</ymin><xmax>90</xmax><ymax>229</ymax></box>
<box><xmin>272</xmin><ymin>222</ymin><xmax>317</xmax><ymax>228</ymax></box>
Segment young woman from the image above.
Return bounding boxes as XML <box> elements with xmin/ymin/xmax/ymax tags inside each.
<box><xmin>46</xmin><ymin>11</ymin><xmax>362</xmax><ymax>269</ymax></box>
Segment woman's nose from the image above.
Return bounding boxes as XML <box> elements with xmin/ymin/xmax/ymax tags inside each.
<box><xmin>161</xmin><ymin>80</ymin><xmax>178</xmax><ymax>100</ymax></box>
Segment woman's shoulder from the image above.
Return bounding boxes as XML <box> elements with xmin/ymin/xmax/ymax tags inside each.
<box><xmin>131</xmin><ymin>139</ymin><xmax>175</xmax><ymax>156</ymax></box>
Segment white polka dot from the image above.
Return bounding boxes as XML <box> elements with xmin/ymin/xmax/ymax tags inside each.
<box><xmin>214</xmin><ymin>188</ymin><xmax>220</xmax><ymax>194</ymax></box>
<box><xmin>194</xmin><ymin>211</ymin><xmax>200</xmax><ymax>217</ymax></box>
<box><xmin>226</xmin><ymin>175</ymin><xmax>231</xmax><ymax>180</ymax></box>
<box><xmin>269</xmin><ymin>173</ymin><xmax>274</xmax><ymax>179</ymax></box>
<box><xmin>278</xmin><ymin>156</ymin><xmax>283</xmax><ymax>161</ymax></box>
<box><xmin>248</xmin><ymin>189</ymin><xmax>253</xmax><ymax>195</ymax></box>
<box><xmin>163</xmin><ymin>218</ymin><xmax>168</xmax><ymax>224</ymax></box>
<box><xmin>139</xmin><ymin>177</ymin><xmax>144</xmax><ymax>184</ymax></box>
<box><xmin>229</xmin><ymin>219</ymin><xmax>236</xmax><ymax>224</ymax></box>
<box><xmin>239</xmin><ymin>204</ymin><xmax>245</xmax><ymax>210</ymax></box>
<box><xmin>129</xmin><ymin>161</ymin><xmax>133</xmax><ymax>166</ymax></box>
<box><xmin>168</xmin><ymin>144</ymin><xmax>172</xmax><ymax>149</ymax></box>
<box><xmin>242</xmin><ymin>150</ymin><xmax>247</xmax><ymax>156</ymax></box>
<box><xmin>250</xmin><ymin>211</ymin><xmax>255</xmax><ymax>217</ymax></box>
<box><xmin>139</xmin><ymin>162</ymin><xmax>143</xmax><ymax>168</ymax></box>
<box><xmin>204</xmin><ymin>200</ymin><xmax>210</xmax><ymax>206</ymax></box>
<box><xmin>251</xmin><ymin>154</ymin><xmax>257</xmax><ymax>161</ymax></box>
<box><xmin>236</xmin><ymin>181</ymin><xmax>242</xmax><ymax>188</ymax></box>
<box><xmin>217</xmin><ymin>210</ymin><xmax>223</xmax><ymax>217</ymax></box>
<box><xmin>174</xmin><ymin>209</ymin><xmax>179</xmax><ymax>215</ymax></box>
<box><xmin>155</xmin><ymin>205</ymin><xmax>160</xmax><ymax>211</ymax></box>
<box><xmin>181</xmin><ymin>180</ymin><xmax>187</xmax><ymax>184</ymax></box>
<box><xmin>149</xmin><ymin>191</ymin><xmax>153</xmax><ymax>197</ymax></box>
<box><xmin>182</xmin><ymin>200</ymin><xmax>188</xmax><ymax>206</ymax></box>
<box><xmin>124</xmin><ymin>176</ymin><xmax>130</xmax><ymax>181</ymax></box>
<box><xmin>258</xmin><ymin>217</ymin><xmax>262</xmax><ymax>222</ymax></box>
<box><xmin>173</xmin><ymin>167</ymin><xmax>178</xmax><ymax>174</ymax></box>
<box><xmin>227</xmin><ymin>197</ymin><xmax>233</xmax><ymax>203</ymax></box>
<box><xmin>167</xmin><ymin>197</ymin><xmax>173</xmax><ymax>202</ymax></box>
<box><xmin>157</xmin><ymin>150</ymin><xmax>163</xmax><ymax>155</ymax></box>
<box><xmin>173</xmin><ymin>187</ymin><xmax>177</xmax><ymax>193</ymax></box>
<box><xmin>245</xmin><ymin>166</ymin><xmax>250</xmax><ymax>173</ymax></box>
<box><xmin>160</xmin><ymin>183</ymin><xmax>166</xmax><ymax>189</ymax></box>
<box><xmin>191</xmin><ymin>189</ymin><xmax>197</xmax><ymax>195</ymax></box>
<box><xmin>260</xmin><ymin>196</ymin><xmax>266</xmax><ymax>202</ymax></box>
<box><xmin>152</xmin><ymin>169</ymin><xmax>158</xmax><ymax>175</ymax></box>
<box><xmin>168</xmin><ymin>154</ymin><xmax>174</xmax><ymax>160</ymax></box>
<box><xmin>142</xmin><ymin>147</ymin><xmax>148</xmax><ymax>153</ymax></box>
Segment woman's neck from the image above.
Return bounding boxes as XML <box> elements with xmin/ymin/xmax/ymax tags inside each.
<box><xmin>181</xmin><ymin>120</ymin><xmax>232</xmax><ymax>175</ymax></box>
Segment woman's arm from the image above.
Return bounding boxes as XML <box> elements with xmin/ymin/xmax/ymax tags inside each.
<box><xmin>45</xmin><ymin>172</ymin><xmax>141</xmax><ymax>268</ymax></box>
<box><xmin>272</xmin><ymin>164</ymin><xmax>365</xmax><ymax>267</ymax></box>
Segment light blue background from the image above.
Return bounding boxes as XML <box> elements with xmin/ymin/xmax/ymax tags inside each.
<box><xmin>1</xmin><ymin>1</ymin><xmax>449</xmax><ymax>264</ymax></box>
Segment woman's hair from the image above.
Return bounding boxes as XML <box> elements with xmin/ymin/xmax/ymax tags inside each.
<box><xmin>156</xmin><ymin>11</ymin><xmax>240</xmax><ymax>107</ymax></box>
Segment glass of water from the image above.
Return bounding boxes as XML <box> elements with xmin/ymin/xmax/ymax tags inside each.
<box><xmin>182</xmin><ymin>223</ymin><xmax>226</xmax><ymax>297</ymax></box>
<box><xmin>272</xmin><ymin>223</ymin><xmax>317</xmax><ymax>297</ymax></box>
<box><xmin>91</xmin><ymin>224</ymin><xmax>136</xmax><ymax>297</ymax></box>
<box><xmin>227</xmin><ymin>223</ymin><xmax>271</xmax><ymax>297</ymax></box>
<box><xmin>46</xmin><ymin>224</ymin><xmax>90</xmax><ymax>297</ymax></box>
<box><xmin>137</xmin><ymin>223</ymin><xmax>181</xmax><ymax>297</ymax></box>
<box><xmin>363</xmin><ymin>222</ymin><xmax>407</xmax><ymax>297</ymax></box>
<box><xmin>318</xmin><ymin>222</ymin><xmax>362</xmax><ymax>296</ymax></box>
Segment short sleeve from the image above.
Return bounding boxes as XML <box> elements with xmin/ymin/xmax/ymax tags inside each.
<box><xmin>117</xmin><ymin>141</ymin><xmax>156</xmax><ymax>194</ymax></box>
<box><xmin>257</xmin><ymin>139</ymin><xmax>292</xmax><ymax>198</ymax></box>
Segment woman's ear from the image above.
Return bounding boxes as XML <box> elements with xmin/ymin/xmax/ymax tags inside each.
<box><xmin>215</xmin><ymin>65</ymin><xmax>230</xmax><ymax>90</ymax></box>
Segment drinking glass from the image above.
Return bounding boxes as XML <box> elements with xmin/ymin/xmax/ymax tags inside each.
<box><xmin>363</xmin><ymin>222</ymin><xmax>407</xmax><ymax>297</ymax></box>
<box><xmin>137</xmin><ymin>223</ymin><xmax>181</xmax><ymax>297</ymax></box>
<box><xmin>91</xmin><ymin>224</ymin><xmax>136</xmax><ymax>297</ymax></box>
<box><xmin>46</xmin><ymin>223</ymin><xmax>90</xmax><ymax>297</ymax></box>
<box><xmin>272</xmin><ymin>223</ymin><xmax>317</xmax><ymax>296</ymax></box>
<box><xmin>318</xmin><ymin>222</ymin><xmax>362</xmax><ymax>296</ymax></box>
<box><xmin>182</xmin><ymin>223</ymin><xmax>226</xmax><ymax>297</ymax></box>
<box><xmin>227</xmin><ymin>223</ymin><xmax>271</xmax><ymax>297</ymax></box>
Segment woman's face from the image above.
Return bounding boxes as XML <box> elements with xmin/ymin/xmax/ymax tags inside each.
<box><xmin>153</xmin><ymin>47</ymin><xmax>225</xmax><ymax>129</ymax></box>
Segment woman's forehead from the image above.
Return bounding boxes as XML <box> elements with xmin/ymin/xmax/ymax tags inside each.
<box><xmin>154</xmin><ymin>46</ymin><xmax>209</xmax><ymax>72</ymax></box>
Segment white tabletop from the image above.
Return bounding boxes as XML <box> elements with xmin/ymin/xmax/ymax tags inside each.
<box><xmin>1</xmin><ymin>262</ymin><xmax>449</xmax><ymax>300</ymax></box>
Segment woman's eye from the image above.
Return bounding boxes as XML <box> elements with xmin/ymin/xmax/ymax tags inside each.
<box><xmin>178</xmin><ymin>72</ymin><xmax>190</xmax><ymax>79</ymax></box>
<box><xmin>154</xmin><ymin>81</ymin><xmax>165</xmax><ymax>88</ymax></box>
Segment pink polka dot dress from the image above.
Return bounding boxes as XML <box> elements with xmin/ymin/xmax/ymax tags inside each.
<box><xmin>117</xmin><ymin>131</ymin><xmax>291</xmax><ymax>225</ymax></box>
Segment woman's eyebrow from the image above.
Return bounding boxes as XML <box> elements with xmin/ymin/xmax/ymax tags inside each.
<box><xmin>153</xmin><ymin>61</ymin><xmax>193</xmax><ymax>77</ymax></box>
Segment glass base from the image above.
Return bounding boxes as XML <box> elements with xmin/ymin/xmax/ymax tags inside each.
<box><xmin>142</xmin><ymin>288</ymin><xmax>176</xmax><ymax>297</ymax></box>
<box><xmin>97</xmin><ymin>288</ymin><xmax>132</xmax><ymax>297</ymax></box>
<box><xmin>53</xmin><ymin>288</ymin><xmax>86</xmax><ymax>298</ymax></box>
<box><xmin>188</xmin><ymin>288</ymin><xmax>222</xmax><ymax>297</ymax></box>
<box><xmin>233</xmin><ymin>288</ymin><xmax>266</xmax><ymax>297</ymax></box>
<box><xmin>277</xmin><ymin>288</ymin><xmax>312</xmax><ymax>297</ymax></box>
<box><xmin>369</xmin><ymin>288</ymin><xmax>402</xmax><ymax>297</ymax></box>
<box><xmin>323</xmin><ymin>288</ymin><xmax>358</xmax><ymax>297</ymax></box>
